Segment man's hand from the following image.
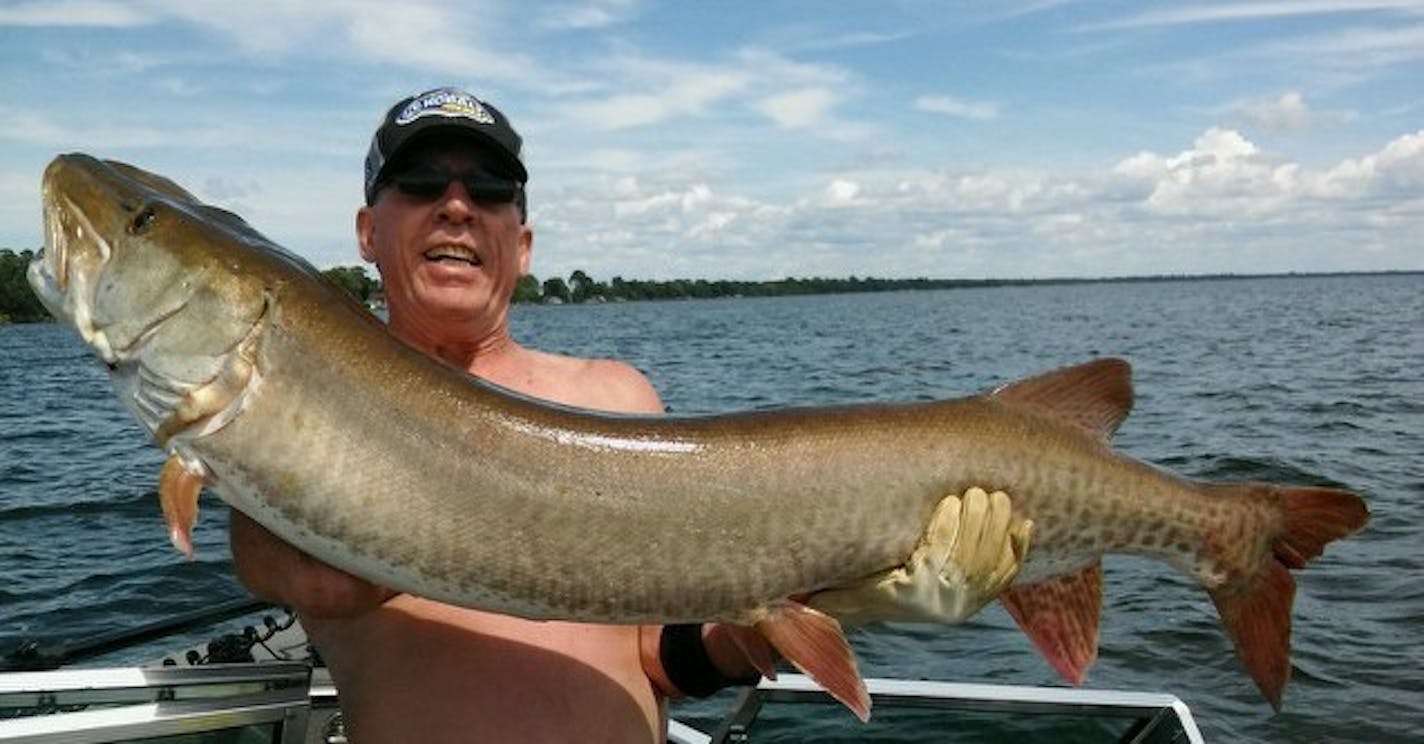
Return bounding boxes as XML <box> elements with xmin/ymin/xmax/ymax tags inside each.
<box><xmin>229</xmin><ymin>511</ymin><xmax>396</xmax><ymax>619</ymax></box>
<box><xmin>804</xmin><ymin>487</ymin><xmax>1033</xmax><ymax>626</ymax></box>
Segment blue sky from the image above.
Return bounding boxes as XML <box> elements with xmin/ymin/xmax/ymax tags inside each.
<box><xmin>1</xmin><ymin>1</ymin><xmax>1420</xmax><ymax>281</ymax></box>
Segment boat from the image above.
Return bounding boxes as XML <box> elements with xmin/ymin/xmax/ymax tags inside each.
<box><xmin>1</xmin><ymin>603</ymin><xmax>1205</xmax><ymax>742</ymax></box>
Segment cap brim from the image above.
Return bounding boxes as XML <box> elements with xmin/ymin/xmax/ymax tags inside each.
<box><xmin>382</xmin><ymin>121</ymin><xmax>528</xmax><ymax>183</ymax></box>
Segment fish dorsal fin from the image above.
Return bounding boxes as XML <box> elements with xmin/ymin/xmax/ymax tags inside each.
<box><xmin>1000</xmin><ymin>561</ymin><xmax>1103</xmax><ymax>685</ymax></box>
<box><xmin>990</xmin><ymin>358</ymin><xmax>1134</xmax><ymax>440</ymax></box>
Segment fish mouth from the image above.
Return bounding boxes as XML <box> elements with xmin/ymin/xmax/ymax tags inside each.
<box><xmin>423</xmin><ymin>243</ymin><xmax>483</xmax><ymax>267</ymax></box>
<box><xmin>28</xmin><ymin>194</ymin><xmax>84</xmax><ymax>319</ymax></box>
<box><xmin>29</xmin><ymin>164</ymin><xmax>121</xmax><ymax>360</ymax></box>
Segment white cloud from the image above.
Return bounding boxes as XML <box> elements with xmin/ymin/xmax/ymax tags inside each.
<box><xmin>554</xmin><ymin>46</ymin><xmax>872</xmax><ymax>140</ymax></box>
<box><xmin>1106</xmin><ymin>126</ymin><xmax>1424</xmax><ymax>223</ymax></box>
<box><xmin>756</xmin><ymin>88</ymin><xmax>839</xmax><ymax>129</ymax></box>
<box><xmin>531</xmin><ymin>125</ymin><xmax>1424</xmax><ymax>281</ymax></box>
<box><xmin>1314</xmin><ymin>129</ymin><xmax>1424</xmax><ymax>197</ymax></box>
<box><xmin>536</xmin><ymin>0</ymin><xmax>643</xmax><ymax>30</ymax></box>
<box><xmin>1111</xmin><ymin>127</ymin><xmax>1297</xmax><ymax>215</ymax></box>
<box><xmin>19</xmin><ymin>0</ymin><xmax>544</xmax><ymax>85</ymax></box>
<box><xmin>783</xmin><ymin>29</ymin><xmax>918</xmax><ymax>53</ymax></box>
<box><xmin>1238</xmin><ymin>91</ymin><xmax>1313</xmax><ymax>131</ymax></box>
<box><xmin>823</xmin><ymin>179</ymin><xmax>861</xmax><ymax>205</ymax></box>
<box><xmin>0</xmin><ymin>0</ymin><xmax>147</xmax><ymax>26</ymax></box>
<box><xmin>915</xmin><ymin>94</ymin><xmax>999</xmax><ymax>121</ymax></box>
<box><xmin>562</xmin><ymin>62</ymin><xmax>750</xmax><ymax>129</ymax></box>
<box><xmin>1228</xmin><ymin>91</ymin><xmax>1359</xmax><ymax>132</ymax></box>
<box><xmin>0</xmin><ymin>107</ymin><xmax>174</xmax><ymax>149</ymax></box>
<box><xmin>1076</xmin><ymin>1</ymin><xmax>1424</xmax><ymax>32</ymax></box>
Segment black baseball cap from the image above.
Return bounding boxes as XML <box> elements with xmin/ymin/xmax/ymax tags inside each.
<box><xmin>364</xmin><ymin>87</ymin><xmax>527</xmax><ymax>204</ymax></box>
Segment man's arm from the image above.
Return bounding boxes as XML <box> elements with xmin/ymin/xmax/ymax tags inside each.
<box><xmin>230</xmin><ymin>511</ymin><xmax>395</xmax><ymax>618</ymax></box>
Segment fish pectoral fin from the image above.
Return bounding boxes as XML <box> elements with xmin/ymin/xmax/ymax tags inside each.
<box><xmin>1000</xmin><ymin>561</ymin><xmax>1103</xmax><ymax>685</ymax></box>
<box><xmin>158</xmin><ymin>453</ymin><xmax>205</xmax><ymax>559</ymax></box>
<box><xmin>806</xmin><ymin>487</ymin><xmax>1033</xmax><ymax>626</ymax></box>
<box><xmin>752</xmin><ymin>601</ymin><xmax>871</xmax><ymax>722</ymax></box>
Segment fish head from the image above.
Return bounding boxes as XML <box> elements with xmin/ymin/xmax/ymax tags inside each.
<box><xmin>28</xmin><ymin>153</ymin><xmax>272</xmax><ymax>438</ymax></box>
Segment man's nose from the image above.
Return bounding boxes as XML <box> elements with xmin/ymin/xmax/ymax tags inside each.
<box><xmin>435</xmin><ymin>181</ymin><xmax>477</xmax><ymax>223</ymax></box>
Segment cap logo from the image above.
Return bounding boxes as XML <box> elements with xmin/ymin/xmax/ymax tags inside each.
<box><xmin>395</xmin><ymin>88</ymin><xmax>496</xmax><ymax>127</ymax></box>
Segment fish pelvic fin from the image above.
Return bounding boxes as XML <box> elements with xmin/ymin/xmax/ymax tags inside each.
<box><xmin>158</xmin><ymin>453</ymin><xmax>204</xmax><ymax>559</ymax></box>
<box><xmin>753</xmin><ymin>600</ymin><xmax>871</xmax><ymax>721</ymax></box>
<box><xmin>989</xmin><ymin>358</ymin><xmax>1133</xmax><ymax>441</ymax></box>
<box><xmin>1000</xmin><ymin>561</ymin><xmax>1102</xmax><ymax>685</ymax></box>
<box><xmin>1206</xmin><ymin>484</ymin><xmax>1368</xmax><ymax>712</ymax></box>
<box><xmin>722</xmin><ymin>624</ymin><xmax>779</xmax><ymax>680</ymax></box>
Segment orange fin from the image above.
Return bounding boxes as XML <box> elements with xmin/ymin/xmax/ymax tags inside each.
<box><xmin>990</xmin><ymin>358</ymin><xmax>1133</xmax><ymax>440</ymax></box>
<box><xmin>158</xmin><ymin>454</ymin><xmax>204</xmax><ymax>559</ymax></box>
<box><xmin>1272</xmin><ymin>486</ymin><xmax>1369</xmax><ymax>569</ymax></box>
<box><xmin>754</xmin><ymin>600</ymin><xmax>871</xmax><ymax>721</ymax></box>
<box><xmin>1000</xmin><ymin>561</ymin><xmax>1103</xmax><ymax>684</ymax></box>
<box><xmin>723</xmin><ymin>624</ymin><xmax>779</xmax><ymax>680</ymax></box>
<box><xmin>1209</xmin><ymin>560</ymin><xmax>1293</xmax><ymax>712</ymax></box>
<box><xmin>1206</xmin><ymin>484</ymin><xmax>1368</xmax><ymax>711</ymax></box>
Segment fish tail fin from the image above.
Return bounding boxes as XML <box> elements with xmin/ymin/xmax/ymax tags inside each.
<box><xmin>1206</xmin><ymin>484</ymin><xmax>1368</xmax><ymax>711</ymax></box>
<box><xmin>754</xmin><ymin>600</ymin><xmax>871</xmax><ymax>721</ymax></box>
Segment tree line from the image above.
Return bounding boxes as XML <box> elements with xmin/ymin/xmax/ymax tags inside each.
<box><xmin>262</xmin><ymin>264</ymin><xmax>1031</xmax><ymax>307</ymax></box>
<box><xmin>7</xmin><ymin>248</ymin><xmax>1377</xmax><ymax>322</ymax></box>
<box><xmin>0</xmin><ymin>250</ymin><xmax>47</xmax><ymax>323</ymax></box>
<box><xmin>3</xmin><ymin>249</ymin><xmax>1019</xmax><ymax>321</ymax></box>
<box><xmin>514</xmin><ymin>270</ymin><xmax>1015</xmax><ymax>304</ymax></box>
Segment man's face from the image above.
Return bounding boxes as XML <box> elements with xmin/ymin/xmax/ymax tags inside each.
<box><xmin>358</xmin><ymin>137</ymin><xmax>531</xmax><ymax>332</ymax></box>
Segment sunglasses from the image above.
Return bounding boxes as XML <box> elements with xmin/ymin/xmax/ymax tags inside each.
<box><xmin>384</xmin><ymin>165</ymin><xmax>523</xmax><ymax>206</ymax></box>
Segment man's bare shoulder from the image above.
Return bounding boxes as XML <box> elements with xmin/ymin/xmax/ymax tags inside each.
<box><xmin>500</xmin><ymin>346</ymin><xmax>664</xmax><ymax>415</ymax></box>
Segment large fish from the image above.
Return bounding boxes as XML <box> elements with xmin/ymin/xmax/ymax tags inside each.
<box><xmin>28</xmin><ymin>154</ymin><xmax>1367</xmax><ymax>720</ymax></box>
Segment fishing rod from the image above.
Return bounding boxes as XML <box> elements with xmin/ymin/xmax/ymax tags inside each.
<box><xmin>1</xmin><ymin>596</ymin><xmax>278</xmax><ymax>672</ymax></box>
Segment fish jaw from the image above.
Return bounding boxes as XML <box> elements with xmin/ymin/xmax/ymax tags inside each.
<box><xmin>29</xmin><ymin>180</ymin><xmax>116</xmax><ymax>361</ymax></box>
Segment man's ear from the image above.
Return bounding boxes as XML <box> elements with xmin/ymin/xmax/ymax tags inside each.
<box><xmin>518</xmin><ymin>224</ymin><xmax>533</xmax><ymax>276</ymax></box>
<box><xmin>356</xmin><ymin>206</ymin><xmax>377</xmax><ymax>263</ymax></box>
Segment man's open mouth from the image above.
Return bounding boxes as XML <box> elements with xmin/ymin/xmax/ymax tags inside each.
<box><xmin>424</xmin><ymin>245</ymin><xmax>482</xmax><ymax>266</ymax></box>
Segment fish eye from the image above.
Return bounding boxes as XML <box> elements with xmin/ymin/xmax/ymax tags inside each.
<box><xmin>129</xmin><ymin>204</ymin><xmax>157</xmax><ymax>235</ymax></box>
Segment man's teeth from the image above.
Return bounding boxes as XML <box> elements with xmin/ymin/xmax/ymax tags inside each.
<box><xmin>425</xmin><ymin>246</ymin><xmax>480</xmax><ymax>264</ymax></box>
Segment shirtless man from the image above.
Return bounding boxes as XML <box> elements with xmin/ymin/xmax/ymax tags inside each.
<box><xmin>230</xmin><ymin>87</ymin><xmax>1030</xmax><ymax>742</ymax></box>
<box><xmin>230</xmin><ymin>87</ymin><xmax>753</xmax><ymax>743</ymax></box>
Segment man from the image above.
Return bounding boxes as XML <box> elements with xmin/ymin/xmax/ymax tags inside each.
<box><xmin>230</xmin><ymin>87</ymin><xmax>755</xmax><ymax>743</ymax></box>
<box><xmin>231</xmin><ymin>86</ymin><xmax>1029</xmax><ymax>742</ymax></box>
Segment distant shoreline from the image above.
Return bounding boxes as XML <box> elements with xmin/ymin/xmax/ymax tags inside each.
<box><xmin>2</xmin><ymin>268</ymin><xmax>1419</xmax><ymax>324</ymax></box>
<box><xmin>506</xmin><ymin>267</ymin><xmax>1418</xmax><ymax>305</ymax></box>
<box><xmin>506</xmin><ymin>268</ymin><xmax>1424</xmax><ymax>307</ymax></box>
<box><xmin>590</xmin><ymin>269</ymin><xmax>1424</xmax><ymax>293</ymax></box>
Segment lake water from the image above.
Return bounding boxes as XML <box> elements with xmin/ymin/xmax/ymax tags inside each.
<box><xmin>2</xmin><ymin>274</ymin><xmax>1421</xmax><ymax>742</ymax></box>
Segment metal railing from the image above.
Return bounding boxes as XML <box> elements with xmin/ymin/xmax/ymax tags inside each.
<box><xmin>706</xmin><ymin>675</ymin><xmax>1206</xmax><ymax>744</ymax></box>
<box><xmin>0</xmin><ymin>662</ymin><xmax>311</xmax><ymax>743</ymax></box>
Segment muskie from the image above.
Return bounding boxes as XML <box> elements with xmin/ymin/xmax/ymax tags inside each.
<box><xmin>30</xmin><ymin>154</ymin><xmax>1367</xmax><ymax>720</ymax></box>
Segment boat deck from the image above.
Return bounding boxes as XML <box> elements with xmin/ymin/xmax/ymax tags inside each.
<box><xmin>2</xmin><ymin>607</ymin><xmax>1204</xmax><ymax>742</ymax></box>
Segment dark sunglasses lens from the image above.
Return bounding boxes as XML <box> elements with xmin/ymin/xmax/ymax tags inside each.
<box><xmin>392</xmin><ymin>170</ymin><xmax>451</xmax><ymax>199</ymax></box>
<box><xmin>390</xmin><ymin>167</ymin><xmax>519</xmax><ymax>205</ymax></box>
<box><xmin>463</xmin><ymin>177</ymin><xmax>518</xmax><ymax>204</ymax></box>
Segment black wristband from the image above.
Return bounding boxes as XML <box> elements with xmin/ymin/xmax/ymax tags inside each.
<box><xmin>658</xmin><ymin>623</ymin><xmax>758</xmax><ymax>698</ymax></box>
